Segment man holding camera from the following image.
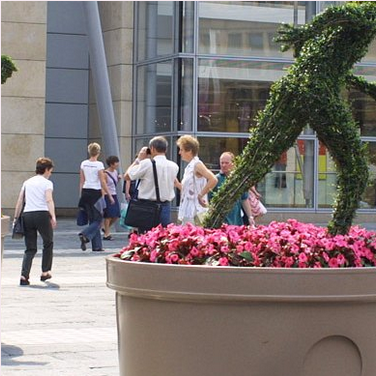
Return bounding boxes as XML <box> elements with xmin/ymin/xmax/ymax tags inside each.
<box><xmin>125</xmin><ymin>136</ymin><xmax>179</xmax><ymax>233</ymax></box>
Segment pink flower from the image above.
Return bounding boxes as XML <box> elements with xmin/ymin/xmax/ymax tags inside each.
<box><xmin>328</xmin><ymin>258</ymin><xmax>339</xmax><ymax>268</ymax></box>
<box><xmin>219</xmin><ymin>257</ymin><xmax>229</xmax><ymax>266</ymax></box>
<box><xmin>299</xmin><ymin>252</ymin><xmax>308</xmax><ymax>263</ymax></box>
<box><xmin>190</xmin><ymin>247</ymin><xmax>200</xmax><ymax>257</ymax></box>
<box><xmin>114</xmin><ymin>222</ymin><xmax>376</xmax><ymax>269</ymax></box>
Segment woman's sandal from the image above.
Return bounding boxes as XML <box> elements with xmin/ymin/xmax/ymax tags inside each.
<box><xmin>103</xmin><ymin>235</ymin><xmax>113</xmax><ymax>241</ymax></box>
<box><xmin>20</xmin><ymin>276</ymin><xmax>30</xmax><ymax>286</ymax></box>
<box><xmin>40</xmin><ymin>273</ymin><xmax>52</xmax><ymax>282</ymax></box>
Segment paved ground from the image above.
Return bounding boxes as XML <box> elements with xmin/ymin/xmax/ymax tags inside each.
<box><xmin>1</xmin><ymin>218</ymin><xmax>130</xmax><ymax>376</ymax></box>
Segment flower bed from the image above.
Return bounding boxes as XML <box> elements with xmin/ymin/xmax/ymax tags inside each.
<box><xmin>115</xmin><ymin>219</ymin><xmax>376</xmax><ymax>268</ymax></box>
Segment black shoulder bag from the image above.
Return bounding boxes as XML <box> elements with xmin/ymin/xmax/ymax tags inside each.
<box><xmin>12</xmin><ymin>189</ymin><xmax>26</xmax><ymax>239</ymax></box>
<box><xmin>124</xmin><ymin>160</ymin><xmax>162</xmax><ymax>230</ymax></box>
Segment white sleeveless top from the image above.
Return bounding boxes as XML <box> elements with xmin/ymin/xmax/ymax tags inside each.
<box><xmin>178</xmin><ymin>156</ymin><xmax>208</xmax><ymax>223</ymax></box>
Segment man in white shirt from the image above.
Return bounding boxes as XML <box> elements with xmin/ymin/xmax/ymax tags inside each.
<box><xmin>126</xmin><ymin>136</ymin><xmax>179</xmax><ymax>233</ymax></box>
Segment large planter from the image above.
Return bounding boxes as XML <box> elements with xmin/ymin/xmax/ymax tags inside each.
<box><xmin>106</xmin><ymin>257</ymin><xmax>376</xmax><ymax>376</ymax></box>
<box><xmin>1</xmin><ymin>216</ymin><xmax>10</xmax><ymax>263</ymax></box>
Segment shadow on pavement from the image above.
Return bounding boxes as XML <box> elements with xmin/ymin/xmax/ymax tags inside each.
<box><xmin>1</xmin><ymin>343</ymin><xmax>48</xmax><ymax>367</ymax></box>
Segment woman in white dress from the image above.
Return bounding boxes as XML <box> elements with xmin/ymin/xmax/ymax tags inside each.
<box><xmin>176</xmin><ymin>135</ymin><xmax>218</xmax><ymax>225</ymax></box>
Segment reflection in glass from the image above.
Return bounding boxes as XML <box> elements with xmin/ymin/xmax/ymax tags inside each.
<box><xmin>265</xmin><ymin>142</ymin><xmax>314</xmax><ymax>208</ymax></box>
<box><xmin>181</xmin><ymin>2</ymin><xmax>194</xmax><ymax>53</ymax></box>
<box><xmin>362</xmin><ymin>38</ymin><xmax>376</xmax><ymax>62</ymax></box>
<box><xmin>362</xmin><ymin>142</ymin><xmax>376</xmax><ymax>209</ymax></box>
<box><xmin>136</xmin><ymin>61</ymin><xmax>172</xmax><ymax>135</ymax></box>
<box><xmin>317</xmin><ymin>141</ymin><xmax>376</xmax><ymax>209</ymax></box>
<box><xmin>177</xmin><ymin>59</ymin><xmax>194</xmax><ymax>131</ymax></box>
<box><xmin>136</xmin><ymin>2</ymin><xmax>174</xmax><ymax>61</ymax></box>
<box><xmin>317</xmin><ymin>142</ymin><xmax>337</xmax><ymax>208</ymax></box>
<box><xmin>198</xmin><ymin>59</ymin><xmax>290</xmax><ymax>132</ymax></box>
<box><xmin>198</xmin><ymin>1</ymin><xmax>303</xmax><ymax>57</ymax></box>
<box><xmin>346</xmin><ymin>86</ymin><xmax>376</xmax><ymax>138</ymax></box>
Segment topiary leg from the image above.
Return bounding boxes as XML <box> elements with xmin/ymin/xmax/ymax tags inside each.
<box><xmin>313</xmin><ymin>102</ymin><xmax>369</xmax><ymax>235</ymax></box>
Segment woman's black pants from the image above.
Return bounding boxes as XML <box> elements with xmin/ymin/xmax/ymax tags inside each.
<box><xmin>21</xmin><ymin>211</ymin><xmax>53</xmax><ymax>279</ymax></box>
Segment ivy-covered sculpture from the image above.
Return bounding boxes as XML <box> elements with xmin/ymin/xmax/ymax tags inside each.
<box><xmin>1</xmin><ymin>55</ymin><xmax>18</xmax><ymax>84</ymax></box>
<box><xmin>204</xmin><ymin>2</ymin><xmax>376</xmax><ymax>235</ymax></box>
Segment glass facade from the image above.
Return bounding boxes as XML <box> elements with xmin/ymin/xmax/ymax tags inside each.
<box><xmin>134</xmin><ymin>1</ymin><xmax>376</xmax><ymax>213</ymax></box>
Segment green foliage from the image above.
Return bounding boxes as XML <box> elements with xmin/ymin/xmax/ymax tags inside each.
<box><xmin>1</xmin><ymin>55</ymin><xmax>18</xmax><ymax>84</ymax></box>
<box><xmin>204</xmin><ymin>2</ymin><xmax>376</xmax><ymax>235</ymax></box>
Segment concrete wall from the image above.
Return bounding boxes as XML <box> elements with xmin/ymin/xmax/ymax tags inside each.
<box><xmin>1</xmin><ymin>1</ymin><xmax>47</xmax><ymax>213</ymax></box>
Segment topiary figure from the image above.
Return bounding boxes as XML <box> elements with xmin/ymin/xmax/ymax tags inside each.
<box><xmin>1</xmin><ymin>55</ymin><xmax>18</xmax><ymax>84</ymax></box>
<box><xmin>204</xmin><ymin>2</ymin><xmax>376</xmax><ymax>235</ymax></box>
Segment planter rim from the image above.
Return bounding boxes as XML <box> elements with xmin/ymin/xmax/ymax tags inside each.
<box><xmin>106</xmin><ymin>256</ymin><xmax>376</xmax><ymax>304</ymax></box>
<box><xmin>107</xmin><ymin>255</ymin><xmax>376</xmax><ymax>274</ymax></box>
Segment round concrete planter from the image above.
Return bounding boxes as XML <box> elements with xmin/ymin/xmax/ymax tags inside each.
<box><xmin>106</xmin><ymin>257</ymin><xmax>376</xmax><ymax>376</ymax></box>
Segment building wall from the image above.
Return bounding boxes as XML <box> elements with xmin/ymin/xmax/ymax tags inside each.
<box><xmin>1</xmin><ymin>1</ymin><xmax>134</xmax><ymax>215</ymax></box>
<box><xmin>45</xmin><ymin>1</ymin><xmax>90</xmax><ymax>210</ymax></box>
<box><xmin>1</xmin><ymin>1</ymin><xmax>47</xmax><ymax>213</ymax></box>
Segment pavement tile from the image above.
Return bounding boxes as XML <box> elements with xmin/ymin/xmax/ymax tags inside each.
<box><xmin>1</xmin><ymin>219</ymin><xmax>123</xmax><ymax>375</ymax></box>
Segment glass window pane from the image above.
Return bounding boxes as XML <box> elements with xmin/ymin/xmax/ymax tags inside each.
<box><xmin>136</xmin><ymin>61</ymin><xmax>172</xmax><ymax>135</ymax></box>
<box><xmin>181</xmin><ymin>2</ymin><xmax>194</xmax><ymax>53</ymax></box>
<box><xmin>196</xmin><ymin>136</ymin><xmax>249</xmax><ymax>172</ymax></box>
<box><xmin>317</xmin><ymin>142</ymin><xmax>337</xmax><ymax>208</ymax></box>
<box><xmin>198</xmin><ymin>1</ymin><xmax>302</xmax><ymax>57</ymax></box>
<box><xmin>177</xmin><ymin>59</ymin><xmax>194</xmax><ymax>131</ymax></box>
<box><xmin>198</xmin><ymin>59</ymin><xmax>290</xmax><ymax>132</ymax></box>
<box><xmin>265</xmin><ymin>141</ymin><xmax>315</xmax><ymax>208</ymax></box>
<box><xmin>362</xmin><ymin>38</ymin><xmax>376</xmax><ymax>63</ymax></box>
<box><xmin>362</xmin><ymin>142</ymin><xmax>376</xmax><ymax>209</ymax></box>
<box><xmin>347</xmin><ymin>87</ymin><xmax>376</xmax><ymax>137</ymax></box>
<box><xmin>191</xmin><ymin>137</ymin><xmax>313</xmax><ymax>209</ymax></box>
<box><xmin>137</xmin><ymin>2</ymin><xmax>174</xmax><ymax>61</ymax></box>
<box><xmin>316</xmin><ymin>2</ymin><xmax>342</xmax><ymax>13</ymax></box>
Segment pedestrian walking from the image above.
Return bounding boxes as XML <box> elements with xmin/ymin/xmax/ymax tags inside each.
<box><xmin>13</xmin><ymin>157</ymin><xmax>57</xmax><ymax>285</ymax></box>
<box><xmin>78</xmin><ymin>143</ymin><xmax>113</xmax><ymax>252</ymax></box>
<box><xmin>103</xmin><ymin>155</ymin><xmax>121</xmax><ymax>240</ymax></box>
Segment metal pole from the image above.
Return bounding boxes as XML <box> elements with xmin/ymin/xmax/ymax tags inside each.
<box><xmin>82</xmin><ymin>2</ymin><xmax>126</xmax><ymax>230</ymax></box>
<box><xmin>82</xmin><ymin>1</ymin><xmax>122</xmax><ymax>167</ymax></box>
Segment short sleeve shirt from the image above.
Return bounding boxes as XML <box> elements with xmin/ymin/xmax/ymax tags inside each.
<box><xmin>128</xmin><ymin>156</ymin><xmax>179</xmax><ymax>202</ymax></box>
<box><xmin>80</xmin><ymin>160</ymin><xmax>104</xmax><ymax>190</ymax></box>
<box><xmin>23</xmin><ymin>175</ymin><xmax>54</xmax><ymax>213</ymax></box>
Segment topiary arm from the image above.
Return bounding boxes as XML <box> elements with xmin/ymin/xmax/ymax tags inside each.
<box><xmin>275</xmin><ymin>4</ymin><xmax>368</xmax><ymax>56</ymax></box>
<box><xmin>274</xmin><ymin>24</ymin><xmax>307</xmax><ymax>57</ymax></box>
<box><xmin>346</xmin><ymin>73</ymin><xmax>376</xmax><ymax>100</ymax></box>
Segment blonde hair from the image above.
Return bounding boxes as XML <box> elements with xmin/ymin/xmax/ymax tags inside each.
<box><xmin>176</xmin><ymin>135</ymin><xmax>199</xmax><ymax>156</ymax></box>
<box><xmin>88</xmin><ymin>143</ymin><xmax>101</xmax><ymax>157</ymax></box>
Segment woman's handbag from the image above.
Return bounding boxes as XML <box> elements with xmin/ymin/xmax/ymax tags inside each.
<box><xmin>249</xmin><ymin>190</ymin><xmax>267</xmax><ymax>217</ymax></box>
<box><xmin>124</xmin><ymin>160</ymin><xmax>162</xmax><ymax>230</ymax></box>
<box><xmin>12</xmin><ymin>190</ymin><xmax>25</xmax><ymax>239</ymax></box>
<box><xmin>12</xmin><ymin>216</ymin><xmax>25</xmax><ymax>239</ymax></box>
